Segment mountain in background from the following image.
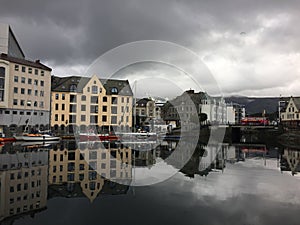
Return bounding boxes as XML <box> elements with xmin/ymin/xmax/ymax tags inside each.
<box><xmin>225</xmin><ymin>96</ymin><xmax>280</xmax><ymax>115</ymax></box>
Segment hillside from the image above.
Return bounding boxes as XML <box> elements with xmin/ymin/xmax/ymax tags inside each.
<box><xmin>225</xmin><ymin>96</ymin><xmax>279</xmax><ymax>115</ymax></box>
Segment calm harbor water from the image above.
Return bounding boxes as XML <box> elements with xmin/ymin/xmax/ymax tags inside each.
<box><xmin>1</xmin><ymin>137</ymin><xmax>300</xmax><ymax>225</ymax></box>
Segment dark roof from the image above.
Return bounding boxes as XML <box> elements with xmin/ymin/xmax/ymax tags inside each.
<box><xmin>136</xmin><ymin>98</ymin><xmax>152</xmax><ymax>106</ymax></box>
<box><xmin>51</xmin><ymin>76</ymin><xmax>89</xmax><ymax>92</ymax></box>
<box><xmin>292</xmin><ymin>97</ymin><xmax>300</xmax><ymax>110</ymax></box>
<box><xmin>0</xmin><ymin>53</ymin><xmax>52</xmax><ymax>71</ymax></box>
<box><xmin>100</xmin><ymin>79</ymin><xmax>133</xmax><ymax>96</ymax></box>
<box><xmin>51</xmin><ymin>76</ymin><xmax>133</xmax><ymax>96</ymax></box>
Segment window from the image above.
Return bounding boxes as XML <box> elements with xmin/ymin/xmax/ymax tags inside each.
<box><xmin>35</xmin><ymin>90</ymin><xmax>38</xmax><ymax>96</ymax></box>
<box><xmin>28</xmin><ymin>68</ymin><xmax>32</xmax><ymax>74</ymax></box>
<box><xmin>27</xmin><ymin>100</ymin><xmax>31</xmax><ymax>107</ymax></box>
<box><xmin>14</xmin><ymin>76</ymin><xmax>18</xmax><ymax>82</ymax></box>
<box><xmin>28</xmin><ymin>78</ymin><xmax>32</xmax><ymax>84</ymax></box>
<box><xmin>122</xmin><ymin>97</ymin><xmax>124</xmax><ymax>103</ymax></box>
<box><xmin>103</xmin><ymin>96</ymin><xmax>107</xmax><ymax>102</ymax></box>
<box><xmin>22</xmin><ymin>66</ymin><xmax>26</xmax><ymax>72</ymax></box>
<box><xmin>55</xmin><ymin>104</ymin><xmax>59</xmax><ymax>110</ymax></box>
<box><xmin>81</xmin><ymin>105</ymin><xmax>86</xmax><ymax>111</ymax></box>
<box><xmin>55</xmin><ymin>114</ymin><xmax>58</xmax><ymax>121</ymax></box>
<box><xmin>69</xmin><ymin>115</ymin><xmax>76</xmax><ymax>123</ymax></box>
<box><xmin>127</xmin><ymin>97</ymin><xmax>130</xmax><ymax>103</ymax></box>
<box><xmin>34</xmin><ymin>79</ymin><xmax>38</xmax><ymax>85</ymax></box>
<box><xmin>35</xmin><ymin>69</ymin><xmax>38</xmax><ymax>75</ymax></box>
<box><xmin>20</xmin><ymin>100</ymin><xmax>25</xmax><ymax>106</ymax></box>
<box><xmin>102</xmin><ymin>115</ymin><xmax>107</xmax><ymax>122</ymax></box>
<box><xmin>41</xmin><ymin>71</ymin><xmax>44</xmax><ymax>76</ymax></box>
<box><xmin>14</xmin><ymin>87</ymin><xmax>18</xmax><ymax>93</ymax></box>
<box><xmin>81</xmin><ymin>95</ymin><xmax>86</xmax><ymax>101</ymax></box>
<box><xmin>40</xmin><ymin>81</ymin><xmax>44</xmax><ymax>86</ymax></box>
<box><xmin>111</xmin><ymin>97</ymin><xmax>117</xmax><ymax>104</ymax></box>
<box><xmin>34</xmin><ymin>101</ymin><xmax>38</xmax><ymax>107</ymax></box>
<box><xmin>92</xmin><ymin>85</ymin><xmax>98</xmax><ymax>94</ymax></box>
<box><xmin>28</xmin><ymin>89</ymin><xmax>32</xmax><ymax>95</ymax></box>
<box><xmin>111</xmin><ymin>87</ymin><xmax>118</xmax><ymax>94</ymax></box>
<box><xmin>62</xmin><ymin>114</ymin><xmax>65</xmax><ymax>121</ymax></box>
<box><xmin>69</xmin><ymin>105</ymin><xmax>76</xmax><ymax>113</ymax></box>
<box><xmin>81</xmin><ymin>115</ymin><xmax>86</xmax><ymax>121</ymax></box>
<box><xmin>39</xmin><ymin>101</ymin><xmax>44</xmax><ymax>108</ymax></box>
<box><xmin>55</xmin><ymin>93</ymin><xmax>59</xmax><ymax>100</ymax></box>
<box><xmin>90</xmin><ymin>105</ymin><xmax>98</xmax><ymax>113</ymax></box>
<box><xmin>13</xmin><ymin>99</ymin><xmax>17</xmax><ymax>105</ymax></box>
<box><xmin>91</xmin><ymin>96</ymin><xmax>98</xmax><ymax>104</ymax></box>
<box><xmin>62</xmin><ymin>94</ymin><xmax>65</xmax><ymax>100</ymax></box>
<box><xmin>62</xmin><ymin>104</ymin><xmax>65</xmax><ymax>110</ymax></box>
<box><xmin>111</xmin><ymin>116</ymin><xmax>117</xmax><ymax>124</ymax></box>
<box><xmin>70</xmin><ymin>95</ymin><xmax>76</xmax><ymax>103</ymax></box>
<box><xmin>70</xmin><ymin>84</ymin><xmax>77</xmax><ymax>92</ymax></box>
<box><xmin>111</xmin><ymin>106</ymin><xmax>117</xmax><ymax>114</ymax></box>
<box><xmin>102</xmin><ymin>106</ymin><xmax>107</xmax><ymax>112</ymax></box>
<box><xmin>15</xmin><ymin>65</ymin><xmax>19</xmax><ymax>71</ymax></box>
<box><xmin>40</xmin><ymin>91</ymin><xmax>44</xmax><ymax>97</ymax></box>
<box><xmin>90</xmin><ymin>115</ymin><xmax>98</xmax><ymax>123</ymax></box>
<box><xmin>21</xmin><ymin>77</ymin><xmax>25</xmax><ymax>83</ymax></box>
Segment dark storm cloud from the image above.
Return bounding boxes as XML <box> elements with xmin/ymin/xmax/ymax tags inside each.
<box><xmin>1</xmin><ymin>0</ymin><xmax>300</xmax><ymax>96</ymax></box>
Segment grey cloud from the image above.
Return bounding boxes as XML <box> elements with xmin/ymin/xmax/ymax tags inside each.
<box><xmin>1</xmin><ymin>0</ymin><xmax>300</xmax><ymax>96</ymax></box>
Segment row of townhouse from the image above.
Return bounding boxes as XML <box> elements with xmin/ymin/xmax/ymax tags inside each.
<box><xmin>161</xmin><ymin>90</ymin><xmax>245</xmax><ymax>128</ymax></box>
<box><xmin>0</xmin><ymin>23</ymin><xmax>133</xmax><ymax>136</ymax></box>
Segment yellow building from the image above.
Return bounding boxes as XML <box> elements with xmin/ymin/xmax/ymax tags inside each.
<box><xmin>0</xmin><ymin>23</ymin><xmax>52</xmax><ymax>136</ymax></box>
<box><xmin>51</xmin><ymin>75</ymin><xmax>133</xmax><ymax>134</ymax></box>
<box><xmin>48</xmin><ymin>141</ymin><xmax>132</xmax><ymax>202</ymax></box>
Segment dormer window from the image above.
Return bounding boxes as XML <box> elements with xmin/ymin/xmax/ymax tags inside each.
<box><xmin>70</xmin><ymin>84</ymin><xmax>77</xmax><ymax>92</ymax></box>
<box><xmin>111</xmin><ymin>87</ymin><xmax>118</xmax><ymax>94</ymax></box>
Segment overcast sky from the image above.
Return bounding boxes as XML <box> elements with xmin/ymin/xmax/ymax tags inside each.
<box><xmin>1</xmin><ymin>0</ymin><xmax>300</xmax><ymax>97</ymax></box>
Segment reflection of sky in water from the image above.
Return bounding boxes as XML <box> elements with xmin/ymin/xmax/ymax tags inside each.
<box><xmin>15</xmin><ymin>154</ymin><xmax>300</xmax><ymax>225</ymax></box>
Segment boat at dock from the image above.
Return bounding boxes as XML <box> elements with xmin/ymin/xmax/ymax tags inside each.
<box><xmin>14</xmin><ymin>132</ymin><xmax>60</xmax><ymax>142</ymax></box>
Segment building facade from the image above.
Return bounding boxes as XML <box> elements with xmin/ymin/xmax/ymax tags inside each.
<box><xmin>0</xmin><ymin>24</ymin><xmax>52</xmax><ymax>136</ymax></box>
<box><xmin>161</xmin><ymin>90</ymin><xmax>233</xmax><ymax>128</ymax></box>
<box><xmin>280</xmin><ymin>96</ymin><xmax>300</xmax><ymax>129</ymax></box>
<box><xmin>135</xmin><ymin>98</ymin><xmax>155</xmax><ymax>130</ymax></box>
<box><xmin>0</xmin><ymin>149</ymin><xmax>48</xmax><ymax>222</ymax></box>
<box><xmin>51</xmin><ymin>75</ymin><xmax>133</xmax><ymax>134</ymax></box>
<box><xmin>48</xmin><ymin>141</ymin><xmax>132</xmax><ymax>202</ymax></box>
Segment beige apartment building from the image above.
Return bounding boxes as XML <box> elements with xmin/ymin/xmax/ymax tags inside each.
<box><xmin>51</xmin><ymin>75</ymin><xmax>133</xmax><ymax>134</ymax></box>
<box><xmin>0</xmin><ymin>23</ymin><xmax>52</xmax><ymax>136</ymax></box>
<box><xmin>48</xmin><ymin>141</ymin><xmax>132</xmax><ymax>202</ymax></box>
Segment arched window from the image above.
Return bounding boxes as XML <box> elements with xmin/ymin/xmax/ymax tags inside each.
<box><xmin>70</xmin><ymin>84</ymin><xmax>77</xmax><ymax>92</ymax></box>
<box><xmin>111</xmin><ymin>87</ymin><xmax>118</xmax><ymax>94</ymax></box>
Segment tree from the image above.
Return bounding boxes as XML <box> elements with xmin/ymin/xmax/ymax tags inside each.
<box><xmin>199</xmin><ymin>113</ymin><xmax>208</xmax><ymax>122</ymax></box>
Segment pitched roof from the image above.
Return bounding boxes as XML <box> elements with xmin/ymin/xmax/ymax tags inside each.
<box><xmin>292</xmin><ymin>97</ymin><xmax>300</xmax><ymax>110</ymax></box>
<box><xmin>0</xmin><ymin>53</ymin><xmax>52</xmax><ymax>71</ymax></box>
<box><xmin>51</xmin><ymin>75</ymin><xmax>133</xmax><ymax>96</ymax></box>
<box><xmin>100</xmin><ymin>79</ymin><xmax>133</xmax><ymax>96</ymax></box>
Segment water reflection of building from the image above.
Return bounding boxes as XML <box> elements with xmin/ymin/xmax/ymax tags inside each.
<box><xmin>161</xmin><ymin>141</ymin><xmax>226</xmax><ymax>177</ymax></box>
<box><xmin>48</xmin><ymin>141</ymin><xmax>132</xmax><ymax>202</ymax></box>
<box><xmin>280</xmin><ymin>148</ymin><xmax>300</xmax><ymax>176</ymax></box>
<box><xmin>0</xmin><ymin>150</ymin><xmax>48</xmax><ymax>222</ymax></box>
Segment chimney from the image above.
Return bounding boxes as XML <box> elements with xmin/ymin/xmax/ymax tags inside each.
<box><xmin>35</xmin><ymin>59</ymin><xmax>40</xmax><ymax>63</ymax></box>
